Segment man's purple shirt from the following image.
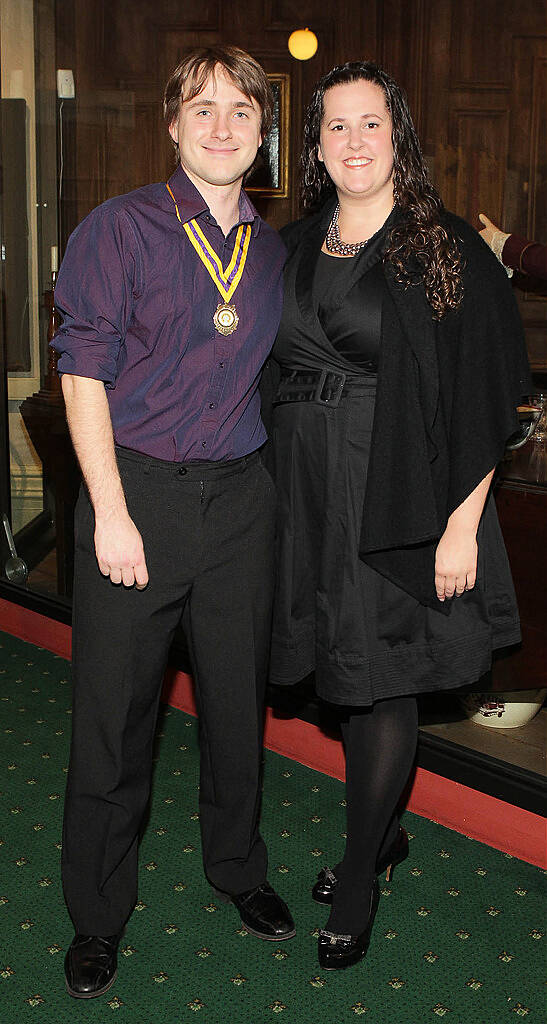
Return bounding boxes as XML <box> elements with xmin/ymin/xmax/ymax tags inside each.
<box><xmin>52</xmin><ymin>165</ymin><xmax>285</xmax><ymax>461</ymax></box>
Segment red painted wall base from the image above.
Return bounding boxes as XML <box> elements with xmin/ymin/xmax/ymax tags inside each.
<box><xmin>2</xmin><ymin>597</ymin><xmax>545</xmax><ymax>869</ymax></box>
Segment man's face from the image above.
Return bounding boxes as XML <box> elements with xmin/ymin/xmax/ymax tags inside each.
<box><xmin>169</xmin><ymin>66</ymin><xmax>262</xmax><ymax>191</ymax></box>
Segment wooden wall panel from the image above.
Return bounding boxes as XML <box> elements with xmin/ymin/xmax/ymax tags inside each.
<box><xmin>509</xmin><ymin>39</ymin><xmax>547</xmax><ymax>366</ymax></box>
<box><xmin>419</xmin><ymin>4</ymin><xmax>547</xmax><ymax>370</ymax></box>
<box><xmin>442</xmin><ymin>108</ymin><xmax>509</xmax><ymax>224</ymax></box>
<box><xmin>379</xmin><ymin>0</ymin><xmax>428</xmax><ymax>133</ymax></box>
<box><xmin>449</xmin><ymin>0</ymin><xmax>511</xmax><ymax>89</ymax></box>
<box><xmin>530</xmin><ymin>56</ymin><xmax>547</xmax><ymax>244</ymax></box>
<box><xmin>55</xmin><ymin>0</ymin><xmax>547</xmax><ymax>365</ymax></box>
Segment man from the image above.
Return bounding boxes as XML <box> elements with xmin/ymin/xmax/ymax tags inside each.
<box><xmin>53</xmin><ymin>45</ymin><xmax>294</xmax><ymax>1000</ymax></box>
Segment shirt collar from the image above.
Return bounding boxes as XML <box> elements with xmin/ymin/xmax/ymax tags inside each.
<box><xmin>166</xmin><ymin>164</ymin><xmax>261</xmax><ymax>236</ymax></box>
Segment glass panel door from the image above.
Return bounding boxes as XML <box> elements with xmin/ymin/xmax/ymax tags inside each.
<box><xmin>0</xmin><ymin>0</ymin><xmax>72</xmax><ymax>603</ymax></box>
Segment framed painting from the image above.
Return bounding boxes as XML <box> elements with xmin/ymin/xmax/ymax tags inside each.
<box><xmin>246</xmin><ymin>73</ymin><xmax>290</xmax><ymax>198</ymax></box>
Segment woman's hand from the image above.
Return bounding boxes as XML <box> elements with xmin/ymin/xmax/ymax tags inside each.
<box><xmin>435</xmin><ymin>468</ymin><xmax>494</xmax><ymax>602</ymax></box>
<box><xmin>478</xmin><ymin>214</ymin><xmax>510</xmax><ymax>257</ymax></box>
<box><xmin>434</xmin><ymin>524</ymin><xmax>478</xmax><ymax>602</ymax></box>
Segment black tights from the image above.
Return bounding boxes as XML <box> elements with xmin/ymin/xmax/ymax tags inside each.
<box><xmin>325</xmin><ymin>694</ymin><xmax>418</xmax><ymax>934</ymax></box>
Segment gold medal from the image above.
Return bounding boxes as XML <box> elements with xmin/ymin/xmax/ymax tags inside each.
<box><xmin>213</xmin><ymin>302</ymin><xmax>239</xmax><ymax>336</ymax></box>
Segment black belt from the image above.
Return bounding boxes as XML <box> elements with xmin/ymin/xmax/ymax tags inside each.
<box><xmin>274</xmin><ymin>368</ymin><xmax>372</xmax><ymax>408</ymax></box>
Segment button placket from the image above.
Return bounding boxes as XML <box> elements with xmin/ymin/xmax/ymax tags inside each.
<box><xmin>201</xmin><ymin>340</ymin><xmax>230</xmax><ymax>451</ymax></box>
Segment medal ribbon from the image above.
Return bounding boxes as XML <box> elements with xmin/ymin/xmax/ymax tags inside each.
<box><xmin>166</xmin><ymin>183</ymin><xmax>251</xmax><ymax>302</ymax></box>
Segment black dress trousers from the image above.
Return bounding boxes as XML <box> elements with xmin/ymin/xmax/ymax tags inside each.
<box><xmin>62</xmin><ymin>446</ymin><xmax>275</xmax><ymax>936</ymax></box>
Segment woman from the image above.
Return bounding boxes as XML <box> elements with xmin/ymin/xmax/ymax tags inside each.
<box><xmin>265</xmin><ymin>62</ymin><xmax>530</xmax><ymax>971</ymax></box>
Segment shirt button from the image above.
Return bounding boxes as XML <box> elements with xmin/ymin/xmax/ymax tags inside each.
<box><xmin>219</xmin><ymin>362</ymin><xmax>225</xmax><ymax>368</ymax></box>
<box><xmin>202</xmin><ymin>441</ymin><xmax>207</xmax><ymax>447</ymax></box>
<box><xmin>209</xmin><ymin>402</ymin><xmax>216</xmax><ymax>409</ymax></box>
<box><xmin>178</xmin><ymin>467</ymin><xmax>187</xmax><ymax>475</ymax></box>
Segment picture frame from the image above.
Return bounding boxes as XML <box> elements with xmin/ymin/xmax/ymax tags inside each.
<box><xmin>246</xmin><ymin>73</ymin><xmax>290</xmax><ymax>198</ymax></box>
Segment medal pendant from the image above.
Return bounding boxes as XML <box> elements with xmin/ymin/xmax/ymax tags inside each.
<box><xmin>213</xmin><ymin>302</ymin><xmax>239</xmax><ymax>335</ymax></box>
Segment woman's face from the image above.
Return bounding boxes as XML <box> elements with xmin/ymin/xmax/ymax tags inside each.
<box><xmin>318</xmin><ymin>79</ymin><xmax>394</xmax><ymax>204</ymax></box>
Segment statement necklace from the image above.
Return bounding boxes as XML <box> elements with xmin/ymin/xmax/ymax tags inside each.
<box><xmin>325</xmin><ymin>204</ymin><xmax>370</xmax><ymax>256</ymax></box>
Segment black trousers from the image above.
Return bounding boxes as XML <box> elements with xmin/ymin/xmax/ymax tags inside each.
<box><xmin>62</xmin><ymin>446</ymin><xmax>275</xmax><ymax>935</ymax></box>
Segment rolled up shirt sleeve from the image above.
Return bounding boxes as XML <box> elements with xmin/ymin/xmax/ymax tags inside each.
<box><xmin>51</xmin><ymin>202</ymin><xmax>141</xmax><ymax>385</ymax></box>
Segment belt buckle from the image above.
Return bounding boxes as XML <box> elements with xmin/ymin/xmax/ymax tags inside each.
<box><xmin>313</xmin><ymin>370</ymin><xmax>346</xmax><ymax>407</ymax></box>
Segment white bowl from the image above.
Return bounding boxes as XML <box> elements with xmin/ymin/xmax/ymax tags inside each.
<box><xmin>460</xmin><ymin>689</ymin><xmax>547</xmax><ymax>729</ymax></box>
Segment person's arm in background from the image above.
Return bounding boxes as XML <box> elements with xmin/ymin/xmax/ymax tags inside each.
<box><xmin>478</xmin><ymin>213</ymin><xmax>547</xmax><ymax>280</ymax></box>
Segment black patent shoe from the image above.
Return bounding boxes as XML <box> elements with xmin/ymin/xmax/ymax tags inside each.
<box><xmin>64</xmin><ymin>933</ymin><xmax>120</xmax><ymax>999</ymax></box>
<box><xmin>318</xmin><ymin>878</ymin><xmax>379</xmax><ymax>971</ymax></box>
<box><xmin>312</xmin><ymin>826</ymin><xmax>409</xmax><ymax>905</ymax></box>
<box><xmin>216</xmin><ymin>882</ymin><xmax>296</xmax><ymax>940</ymax></box>
<box><xmin>312</xmin><ymin>866</ymin><xmax>338</xmax><ymax>905</ymax></box>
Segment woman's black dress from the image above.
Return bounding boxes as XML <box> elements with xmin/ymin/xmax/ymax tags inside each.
<box><xmin>269</xmin><ymin>217</ymin><xmax>520</xmax><ymax>706</ymax></box>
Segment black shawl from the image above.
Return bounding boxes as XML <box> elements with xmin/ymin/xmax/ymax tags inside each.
<box><xmin>262</xmin><ymin>202</ymin><xmax>531</xmax><ymax>612</ymax></box>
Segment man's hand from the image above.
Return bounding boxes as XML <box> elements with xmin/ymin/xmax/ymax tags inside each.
<box><xmin>61</xmin><ymin>374</ymin><xmax>150</xmax><ymax>590</ymax></box>
<box><xmin>94</xmin><ymin>511</ymin><xmax>149</xmax><ymax>588</ymax></box>
<box><xmin>434</xmin><ymin>524</ymin><xmax>477</xmax><ymax>602</ymax></box>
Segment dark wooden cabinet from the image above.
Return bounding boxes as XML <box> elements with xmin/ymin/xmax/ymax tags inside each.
<box><xmin>493</xmin><ymin>444</ymin><xmax>547</xmax><ymax>691</ymax></box>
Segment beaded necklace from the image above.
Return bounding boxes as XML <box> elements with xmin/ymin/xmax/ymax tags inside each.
<box><xmin>325</xmin><ymin>204</ymin><xmax>369</xmax><ymax>256</ymax></box>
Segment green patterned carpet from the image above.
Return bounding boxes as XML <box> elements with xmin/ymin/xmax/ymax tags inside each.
<box><xmin>0</xmin><ymin>631</ymin><xmax>545</xmax><ymax>1023</ymax></box>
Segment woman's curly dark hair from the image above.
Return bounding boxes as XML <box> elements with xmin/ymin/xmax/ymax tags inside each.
<box><xmin>302</xmin><ymin>61</ymin><xmax>463</xmax><ymax>318</ymax></box>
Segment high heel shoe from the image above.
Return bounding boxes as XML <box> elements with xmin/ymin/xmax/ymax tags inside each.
<box><xmin>377</xmin><ymin>824</ymin><xmax>409</xmax><ymax>881</ymax></box>
<box><xmin>312</xmin><ymin>826</ymin><xmax>408</xmax><ymax>905</ymax></box>
<box><xmin>317</xmin><ymin>878</ymin><xmax>379</xmax><ymax>970</ymax></box>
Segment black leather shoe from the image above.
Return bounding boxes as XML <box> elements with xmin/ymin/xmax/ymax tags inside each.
<box><xmin>64</xmin><ymin>933</ymin><xmax>120</xmax><ymax>999</ymax></box>
<box><xmin>226</xmin><ymin>882</ymin><xmax>296</xmax><ymax>940</ymax></box>
<box><xmin>317</xmin><ymin>878</ymin><xmax>379</xmax><ymax>970</ymax></box>
<box><xmin>312</xmin><ymin>826</ymin><xmax>409</xmax><ymax>905</ymax></box>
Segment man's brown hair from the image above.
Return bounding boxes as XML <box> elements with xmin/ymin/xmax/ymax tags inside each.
<box><xmin>163</xmin><ymin>45</ymin><xmax>274</xmax><ymax>143</ymax></box>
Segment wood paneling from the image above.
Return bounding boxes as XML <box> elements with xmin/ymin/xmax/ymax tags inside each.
<box><xmin>449</xmin><ymin>0</ymin><xmax>511</xmax><ymax>89</ymax></box>
<box><xmin>438</xmin><ymin>108</ymin><xmax>510</xmax><ymax>225</ymax></box>
<box><xmin>424</xmin><ymin>6</ymin><xmax>547</xmax><ymax>369</ymax></box>
<box><xmin>55</xmin><ymin>0</ymin><xmax>547</xmax><ymax>363</ymax></box>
